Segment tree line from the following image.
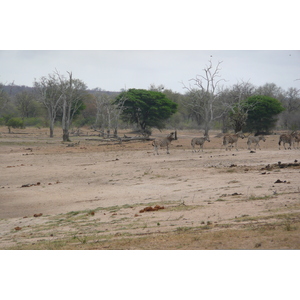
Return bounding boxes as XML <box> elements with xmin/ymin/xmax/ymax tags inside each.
<box><xmin>0</xmin><ymin>62</ymin><xmax>299</xmax><ymax>140</ymax></box>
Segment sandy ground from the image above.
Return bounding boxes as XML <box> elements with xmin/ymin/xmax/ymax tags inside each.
<box><xmin>1</xmin><ymin>127</ymin><xmax>300</xmax><ymax>249</ymax></box>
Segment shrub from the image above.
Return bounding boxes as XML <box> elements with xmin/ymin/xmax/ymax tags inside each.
<box><xmin>23</xmin><ymin>117</ymin><xmax>46</xmax><ymax>127</ymax></box>
<box><xmin>6</xmin><ymin>117</ymin><xmax>25</xmax><ymax>132</ymax></box>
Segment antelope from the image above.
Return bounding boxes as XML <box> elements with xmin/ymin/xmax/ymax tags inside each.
<box><xmin>222</xmin><ymin>131</ymin><xmax>245</xmax><ymax>151</ymax></box>
<box><xmin>278</xmin><ymin>132</ymin><xmax>296</xmax><ymax>150</ymax></box>
<box><xmin>191</xmin><ymin>135</ymin><xmax>210</xmax><ymax>152</ymax></box>
<box><xmin>247</xmin><ymin>135</ymin><xmax>266</xmax><ymax>150</ymax></box>
<box><xmin>152</xmin><ymin>132</ymin><xmax>175</xmax><ymax>155</ymax></box>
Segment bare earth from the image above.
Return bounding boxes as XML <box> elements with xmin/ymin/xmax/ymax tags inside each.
<box><xmin>1</xmin><ymin>127</ymin><xmax>300</xmax><ymax>249</ymax></box>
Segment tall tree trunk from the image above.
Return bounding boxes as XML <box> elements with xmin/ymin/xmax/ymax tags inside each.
<box><xmin>63</xmin><ymin>129</ymin><xmax>70</xmax><ymax>142</ymax></box>
<box><xmin>114</xmin><ymin>128</ymin><xmax>118</xmax><ymax>137</ymax></box>
<box><xmin>50</xmin><ymin>126</ymin><xmax>54</xmax><ymax>138</ymax></box>
<box><xmin>62</xmin><ymin>98</ymin><xmax>71</xmax><ymax>142</ymax></box>
<box><xmin>49</xmin><ymin>118</ymin><xmax>54</xmax><ymax>138</ymax></box>
<box><xmin>204</xmin><ymin>126</ymin><xmax>209</xmax><ymax>136</ymax></box>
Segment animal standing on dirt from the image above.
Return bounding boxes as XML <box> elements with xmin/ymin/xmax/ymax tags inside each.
<box><xmin>247</xmin><ymin>135</ymin><xmax>266</xmax><ymax>150</ymax></box>
<box><xmin>293</xmin><ymin>132</ymin><xmax>300</xmax><ymax>149</ymax></box>
<box><xmin>152</xmin><ymin>132</ymin><xmax>175</xmax><ymax>155</ymax></box>
<box><xmin>278</xmin><ymin>133</ymin><xmax>296</xmax><ymax>150</ymax></box>
<box><xmin>191</xmin><ymin>135</ymin><xmax>210</xmax><ymax>152</ymax></box>
<box><xmin>222</xmin><ymin>131</ymin><xmax>245</xmax><ymax>151</ymax></box>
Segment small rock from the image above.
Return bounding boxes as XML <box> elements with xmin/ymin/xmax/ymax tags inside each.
<box><xmin>33</xmin><ymin>213</ymin><xmax>43</xmax><ymax>217</ymax></box>
<box><xmin>255</xmin><ymin>243</ymin><xmax>262</xmax><ymax>248</ymax></box>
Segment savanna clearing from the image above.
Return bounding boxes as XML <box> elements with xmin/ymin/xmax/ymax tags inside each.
<box><xmin>0</xmin><ymin>126</ymin><xmax>300</xmax><ymax>250</ymax></box>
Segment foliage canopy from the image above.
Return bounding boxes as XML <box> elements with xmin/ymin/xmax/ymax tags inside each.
<box><xmin>244</xmin><ymin>95</ymin><xmax>285</xmax><ymax>133</ymax></box>
<box><xmin>114</xmin><ymin>89</ymin><xmax>178</xmax><ymax>131</ymax></box>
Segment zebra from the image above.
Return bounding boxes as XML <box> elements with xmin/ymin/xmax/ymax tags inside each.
<box><xmin>278</xmin><ymin>132</ymin><xmax>296</xmax><ymax>150</ymax></box>
<box><xmin>152</xmin><ymin>132</ymin><xmax>175</xmax><ymax>155</ymax></box>
<box><xmin>293</xmin><ymin>132</ymin><xmax>300</xmax><ymax>149</ymax></box>
<box><xmin>191</xmin><ymin>135</ymin><xmax>210</xmax><ymax>152</ymax></box>
<box><xmin>222</xmin><ymin>131</ymin><xmax>245</xmax><ymax>151</ymax></box>
<box><xmin>247</xmin><ymin>135</ymin><xmax>266</xmax><ymax>150</ymax></box>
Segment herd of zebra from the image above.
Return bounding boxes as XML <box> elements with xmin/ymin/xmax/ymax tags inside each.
<box><xmin>152</xmin><ymin>131</ymin><xmax>300</xmax><ymax>155</ymax></box>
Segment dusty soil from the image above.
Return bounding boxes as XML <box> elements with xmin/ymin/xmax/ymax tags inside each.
<box><xmin>1</xmin><ymin>126</ymin><xmax>300</xmax><ymax>249</ymax></box>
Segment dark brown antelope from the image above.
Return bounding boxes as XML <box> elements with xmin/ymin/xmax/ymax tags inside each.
<box><xmin>152</xmin><ymin>132</ymin><xmax>175</xmax><ymax>155</ymax></box>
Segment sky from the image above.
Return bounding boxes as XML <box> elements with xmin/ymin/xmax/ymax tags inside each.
<box><xmin>1</xmin><ymin>2</ymin><xmax>299</xmax><ymax>95</ymax></box>
<box><xmin>1</xmin><ymin>50</ymin><xmax>299</xmax><ymax>93</ymax></box>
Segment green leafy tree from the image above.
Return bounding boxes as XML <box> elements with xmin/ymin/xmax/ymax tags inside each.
<box><xmin>244</xmin><ymin>95</ymin><xmax>285</xmax><ymax>134</ymax></box>
<box><xmin>0</xmin><ymin>83</ymin><xmax>10</xmax><ymax>116</ymax></box>
<box><xmin>114</xmin><ymin>89</ymin><xmax>178</xmax><ymax>132</ymax></box>
<box><xmin>6</xmin><ymin>117</ymin><xmax>24</xmax><ymax>133</ymax></box>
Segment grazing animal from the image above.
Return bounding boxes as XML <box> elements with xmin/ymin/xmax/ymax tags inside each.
<box><xmin>222</xmin><ymin>131</ymin><xmax>245</xmax><ymax>151</ymax></box>
<box><xmin>278</xmin><ymin>133</ymin><xmax>296</xmax><ymax>150</ymax></box>
<box><xmin>247</xmin><ymin>135</ymin><xmax>266</xmax><ymax>150</ymax></box>
<box><xmin>152</xmin><ymin>132</ymin><xmax>175</xmax><ymax>155</ymax></box>
<box><xmin>191</xmin><ymin>135</ymin><xmax>210</xmax><ymax>152</ymax></box>
<box><xmin>293</xmin><ymin>133</ymin><xmax>300</xmax><ymax>149</ymax></box>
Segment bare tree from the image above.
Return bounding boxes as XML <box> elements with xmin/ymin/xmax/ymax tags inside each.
<box><xmin>34</xmin><ymin>74</ymin><xmax>64</xmax><ymax>137</ymax></box>
<box><xmin>182</xmin><ymin>60</ymin><xmax>226</xmax><ymax>135</ymax></box>
<box><xmin>279</xmin><ymin>87</ymin><xmax>300</xmax><ymax>129</ymax></box>
<box><xmin>112</xmin><ymin>93</ymin><xmax>127</xmax><ymax>136</ymax></box>
<box><xmin>255</xmin><ymin>83</ymin><xmax>284</xmax><ymax>99</ymax></box>
<box><xmin>94</xmin><ymin>91</ymin><xmax>127</xmax><ymax>137</ymax></box>
<box><xmin>58</xmin><ymin>71</ymin><xmax>87</xmax><ymax>142</ymax></box>
<box><xmin>94</xmin><ymin>93</ymin><xmax>113</xmax><ymax>137</ymax></box>
<box><xmin>222</xmin><ymin>81</ymin><xmax>256</xmax><ymax>132</ymax></box>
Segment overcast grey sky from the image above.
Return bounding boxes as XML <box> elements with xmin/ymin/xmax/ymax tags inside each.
<box><xmin>0</xmin><ymin>50</ymin><xmax>299</xmax><ymax>93</ymax></box>
<box><xmin>1</xmin><ymin>2</ymin><xmax>299</xmax><ymax>94</ymax></box>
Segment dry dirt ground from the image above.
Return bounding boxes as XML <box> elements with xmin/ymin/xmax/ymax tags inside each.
<box><xmin>1</xmin><ymin>126</ymin><xmax>300</xmax><ymax>249</ymax></box>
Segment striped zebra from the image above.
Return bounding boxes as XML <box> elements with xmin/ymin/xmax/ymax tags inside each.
<box><xmin>152</xmin><ymin>132</ymin><xmax>176</xmax><ymax>155</ymax></box>
<box><xmin>191</xmin><ymin>135</ymin><xmax>210</xmax><ymax>152</ymax></box>
<box><xmin>222</xmin><ymin>131</ymin><xmax>245</xmax><ymax>151</ymax></box>
<box><xmin>278</xmin><ymin>132</ymin><xmax>296</xmax><ymax>150</ymax></box>
<box><xmin>247</xmin><ymin>135</ymin><xmax>266</xmax><ymax>150</ymax></box>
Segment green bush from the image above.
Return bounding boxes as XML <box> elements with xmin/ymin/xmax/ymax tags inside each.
<box><xmin>6</xmin><ymin>117</ymin><xmax>25</xmax><ymax>129</ymax></box>
<box><xmin>23</xmin><ymin>117</ymin><xmax>46</xmax><ymax>127</ymax></box>
<box><xmin>244</xmin><ymin>95</ymin><xmax>285</xmax><ymax>134</ymax></box>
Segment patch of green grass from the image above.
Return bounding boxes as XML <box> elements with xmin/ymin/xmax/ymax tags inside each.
<box><xmin>66</xmin><ymin>211</ymin><xmax>80</xmax><ymax>216</ymax></box>
<box><xmin>226</xmin><ymin>169</ymin><xmax>236</xmax><ymax>173</ymax></box>
<box><xmin>176</xmin><ymin>227</ymin><xmax>193</xmax><ymax>232</ymax></box>
<box><xmin>247</xmin><ymin>195</ymin><xmax>275</xmax><ymax>201</ymax></box>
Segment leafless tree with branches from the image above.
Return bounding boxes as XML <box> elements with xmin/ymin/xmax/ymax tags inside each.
<box><xmin>182</xmin><ymin>60</ymin><xmax>226</xmax><ymax>135</ymax></box>
<box><xmin>34</xmin><ymin>73</ymin><xmax>64</xmax><ymax>137</ymax></box>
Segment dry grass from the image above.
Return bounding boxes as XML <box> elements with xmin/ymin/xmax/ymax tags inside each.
<box><xmin>4</xmin><ymin>202</ymin><xmax>300</xmax><ymax>250</ymax></box>
<box><xmin>8</xmin><ymin>215</ymin><xmax>300</xmax><ymax>250</ymax></box>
